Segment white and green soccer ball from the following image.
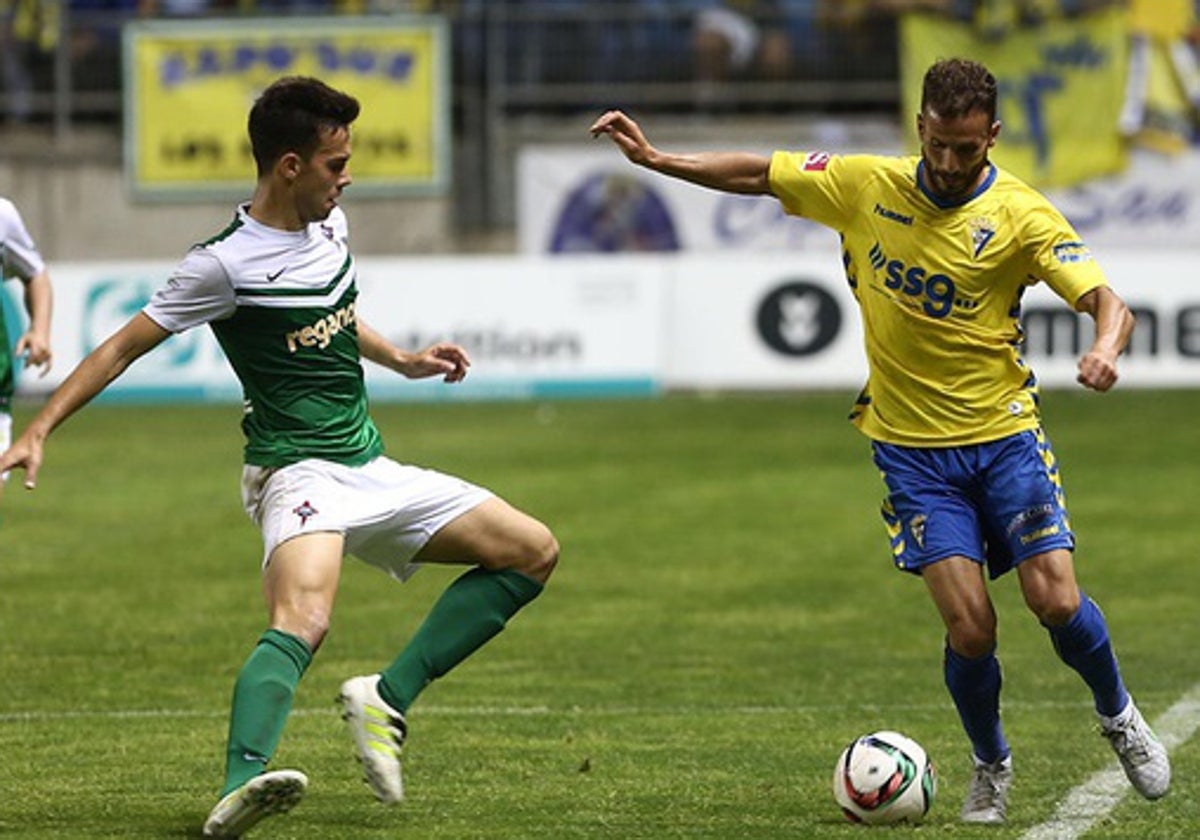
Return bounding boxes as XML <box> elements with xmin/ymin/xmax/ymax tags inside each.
<box><xmin>832</xmin><ymin>730</ymin><xmax>937</xmax><ymax>825</ymax></box>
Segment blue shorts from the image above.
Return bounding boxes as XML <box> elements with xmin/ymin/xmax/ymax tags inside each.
<box><xmin>872</xmin><ymin>429</ymin><xmax>1075</xmax><ymax>579</ymax></box>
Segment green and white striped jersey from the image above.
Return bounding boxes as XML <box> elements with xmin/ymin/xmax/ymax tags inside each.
<box><xmin>144</xmin><ymin>205</ymin><xmax>383</xmax><ymax>468</ymax></box>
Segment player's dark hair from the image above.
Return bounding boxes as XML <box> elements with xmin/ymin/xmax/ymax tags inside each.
<box><xmin>921</xmin><ymin>58</ymin><xmax>997</xmax><ymax>123</ymax></box>
<box><xmin>248</xmin><ymin>76</ymin><xmax>360</xmax><ymax>176</ymax></box>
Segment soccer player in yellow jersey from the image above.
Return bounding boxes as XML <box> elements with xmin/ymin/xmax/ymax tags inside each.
<box><xmin>592</xmin><ymin>57</ymin><xmax>1170</xmax><ymax>823</ymax></box>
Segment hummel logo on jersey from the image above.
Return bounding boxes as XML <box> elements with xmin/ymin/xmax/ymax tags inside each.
<box><xmin>266</xmin><ymin>266</ymin><xmax>287</xmax><ymax>281</ymax></box>
<box><xmin>873</xmin><ymin>203</ymin><xmax>913</xmax><ymax>226</ymax></box>
<box><xmin>293</xmin><ymin>500</ymin><xmax>318</xmax><ymax>526</ymax></box>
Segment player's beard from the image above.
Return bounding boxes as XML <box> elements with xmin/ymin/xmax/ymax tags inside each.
<box><xmin>926</xmin><ymin>157</ymin><xmax>989</xmax><ymax>202</ymax></box>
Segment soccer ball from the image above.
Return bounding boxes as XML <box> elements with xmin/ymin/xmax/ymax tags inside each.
<box><xmin>832</xmin><ymin>730</ymin><xmax>936</xmax><ymax>824</ymax></box>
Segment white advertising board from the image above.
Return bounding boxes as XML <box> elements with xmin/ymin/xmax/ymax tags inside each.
<box><xmin>9</xmin><ymin>252</ymin><xmax>1199</xmax><ymax>405</ymax></box>
<box><xmin>1021</xmin><ymin>252</ymin><xmax>1200</xmax><ymax>387</ymax></box>
<box><xmin>42</xmin><ymin>261</ymin><xmax>239</xmax><ymax>402</ymax></box>
<box><xmin>517</xmin><ymin>145</ymin><xmax>842</xmax><ymax>256</ymax></box>
<box><xmin>354</xmin><ymin>256</ymin><xmax>664</xmax><ymax>399</ymax></box>
<box><xmin>519</xmin><ymin>144</ymin><xmax>1200</xmax><ymax>255</ymax></box>
<box><xmin>1047</xmin><ymin>149</ymin><xmax>1200</xmax><ymax>250</ymax></box>
<box><xmin>660</xmin><ymin>252</ymin><xmax>1200</xmax><ymax>391</ymax></box>
<box><xmin>662</xmin><ymin>255</ymin><xmax>865</xmax><ymax>389</ymax></box>
<box><xmin>17</xmin><ymin>257</ymin><xmax>666</xmax><ymax>402</ymax></box>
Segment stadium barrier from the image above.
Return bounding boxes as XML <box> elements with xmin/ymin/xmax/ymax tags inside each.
<box><xmin>520</xmin><ymin>145</ymin><xmax>1200</xmax><ymax>256</ymax></box>
<box><xmin>9</xmin><ymin>251</ymin><xmax>1199</xmax><ymax>404</ymax></box>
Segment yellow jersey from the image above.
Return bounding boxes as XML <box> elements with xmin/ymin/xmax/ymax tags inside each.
<box><xmin>768</xmin><ymin>151</ymin><xmax>1106</xmax><ymax>446</ymax></box>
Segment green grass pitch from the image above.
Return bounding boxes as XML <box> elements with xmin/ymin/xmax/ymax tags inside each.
<box><xmin>1</xmin><ymin>390</ymin><xmax>1197</xmax><ymax>838</ymax></box>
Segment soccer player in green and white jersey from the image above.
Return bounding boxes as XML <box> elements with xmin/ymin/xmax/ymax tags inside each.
<box><xmin>0</xmin><ymin>76</ymin><xmax>558</xmax><ymax>838</ymax></box>
<box><xmin>0</xmin><ymin>196</ymin><xmax>53</xmax><ymax>503</ymax></box>
<box><xmin>592</xmin><ymin>57</ymin><xmax>1169</xmax><ymax>823</ymax></box>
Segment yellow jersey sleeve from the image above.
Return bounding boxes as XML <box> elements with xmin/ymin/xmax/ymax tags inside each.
<box><xmin>769</xmin><ymin>151</ymin><xmax>878</xmax><ymax>231</ymax></box>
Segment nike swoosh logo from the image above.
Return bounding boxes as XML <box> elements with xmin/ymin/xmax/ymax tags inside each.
<box><xmin>266</xmin><ymin>267</ymin><xmax>287</xmax><ymax>281</ymax></box>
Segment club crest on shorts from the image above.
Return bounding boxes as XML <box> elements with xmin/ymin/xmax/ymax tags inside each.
<box><xmin>909</xmin><ymin>514</ymin><xmax>927</xmax><ymax>549</ymax></box>
<box><xmin>292</xmin><ymin>500</ymin><xmax>319</xmax><ymax>526</ymax></box>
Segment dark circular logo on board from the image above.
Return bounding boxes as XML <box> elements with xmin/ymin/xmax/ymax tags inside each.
<box><xmin>756</xmin><ymin>280</ymin><xmax>842</xmax><ymax>357</ymax></box>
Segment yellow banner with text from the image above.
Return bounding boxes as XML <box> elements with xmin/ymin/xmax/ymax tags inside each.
<box><xmin>124</xmin><ymin>18</ymin><xmax>448</xmax><ymax>198</ymax></box>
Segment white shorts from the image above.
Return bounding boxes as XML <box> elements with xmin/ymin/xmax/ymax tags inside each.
<box><xmin>241</xmin><ymin>455</ymin><xmax>494</xmax><ymax>581</ymax></box>
<box><xmin>1</xmin><ymin>412</ymin><xmax>11</xmax><ymax>482</ymax></box>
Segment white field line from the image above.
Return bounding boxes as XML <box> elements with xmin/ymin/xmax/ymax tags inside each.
<box><xmin>1020</xmin><ymin>681</ymin><xmax>1200</xmax><ymax>840</ymax></box>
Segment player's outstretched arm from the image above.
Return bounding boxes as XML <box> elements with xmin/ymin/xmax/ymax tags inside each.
<box><xmin>589</xmin><ymin>109</ymin><xmax>773</xmax><ymax>196</ymax></box>
<box><xmin>0</xmin><ymin>312</ymin><xmax>170</xmax><ymax>490</ymax></box>
<box><xmin>357</xmin><ymin>319</ymin><xmax>470</xmax><ymax>383</ymax></box>
<box><xmin>1074</xmin><ymin>286</ymin><xmax>1135</xmax><ymax>392</ymax></box>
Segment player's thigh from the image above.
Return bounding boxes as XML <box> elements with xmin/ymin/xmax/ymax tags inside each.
<box><xmin>263</xmin><ymin>531</ymin><xmax>346</xmax><ymax>643</ymax></box>
<box><xmin>414</xmin><ymin>496</ymin><xmax>558</xmax><ymax>580</ymax></box>
<box><xmin>1015</xmin><ymin>548</ymin><xmax>1080</xmax><ymax>625</ymax></box>
<box><xmin>921</xmin><ymin>555</ymin><xmax>997</xmax><ymax>655</ymax></box>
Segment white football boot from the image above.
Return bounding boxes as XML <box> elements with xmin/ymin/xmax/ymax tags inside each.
<box><xmin>960</xmin><ymin>754</ymin><xmax>1012</xmax><ymax>825</ymax></box>
<box><xmin>337</xmin><ymin>675</ymin><xmax>407</xmax><ymax>804</ymax></box>
<box><xmin>202</xmin><ymin>769</ymin><xmax>307</xmax><ymax>838</ymax></box>
<box><xmin>1101</xmin><ymin>699</ymin><xmax>1171</xmax><ymax>800</ymax></box>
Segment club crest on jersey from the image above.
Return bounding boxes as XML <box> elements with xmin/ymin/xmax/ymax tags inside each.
<box><xmin>802</xmin><ymin>152</ymin><xmax>830</xmax><ymax>171</ymax></box>
<box><xmin>969</xmin><ymin>216</ymin><xmax>996</xmax><ymax>259</ymax></box>
<box><xmin>293</xmin><ymin>500</ymin><xmax>319</xmax><ymax>526</ymax></box>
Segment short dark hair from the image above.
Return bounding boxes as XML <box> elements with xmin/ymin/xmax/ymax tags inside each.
<box><xmin>248</xmin><ymin>76</ymin><xmax>360</xmax><ymax>176</ymax></box>
<box><xmin>921</xmin><ymin>58</ymin><xmax>997</xmax><ymax>124</ymax></box>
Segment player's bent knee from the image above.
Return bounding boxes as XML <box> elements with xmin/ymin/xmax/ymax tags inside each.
<box><xmin>945</xmin><ymin>619</ymin><xmax>997</xmax><ymax>659</ymax></box>
<box><xmin>940</xmin><ymin>606</ymin><xmax>997</xmax><ymax>659</ymax></box>
<box><xmin>1022</xmin><ymin>584</ymin><xmax>1081</xmax><ymax>628</ymax></box>
<box><xmin>518</xmin><ymin>526</ymin><xmax>559</xmax><ymax>584</ymax></box>
<box><xmin>271</xmin><ymin>606</ymin><xmax>332</xmax><ymax>652</ymax></box>
<box><xmin>1031</xmin><ymin>594</ymin><xmax>1081</xmax><ymax>628</ymax></box>
<box><xmin>948</xmin><ymin>634</ymin><xmax>996</xmax><ymax>660</ymax></box>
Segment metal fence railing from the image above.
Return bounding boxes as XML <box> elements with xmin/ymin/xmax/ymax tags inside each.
<box><xmin>1</xmin><ymin>3</ymin><xmax>904</xmax><ymax>230</ymax></box>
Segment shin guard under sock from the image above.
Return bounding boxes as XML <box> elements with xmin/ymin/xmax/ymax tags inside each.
<box><xmin>220</xmin><ymin>629</ymin><xmax>312</xmax><ymax>796</ymax></box>
<box><xmin>379</xmin><ymin>567</ymin><xmax>543</xmax><ymax>712</ymax></box>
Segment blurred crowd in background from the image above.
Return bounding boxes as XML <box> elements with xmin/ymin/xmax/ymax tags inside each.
<box><xmin>4</xmin><ymin>0</ymin><xmax>1197</xmax><ymax>126</ymax></box>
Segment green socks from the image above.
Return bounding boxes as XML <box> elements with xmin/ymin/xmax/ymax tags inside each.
<box><xmin>216</xmin><ymin>569</ymin><xmax>541</xmax><ymax>796</ymax></box>
<box><xmin>378</xmin><ymin>567</ymin><xmax>543</xmax><ymax>712</ymax></box>
<box><xmin>220</xmin><ymin>629</ymin><xmax>312</xmax><ymax>797</ymax></box>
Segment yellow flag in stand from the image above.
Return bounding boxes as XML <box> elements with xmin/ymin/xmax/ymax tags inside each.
<box><xmin>1121</xmin><ymin>0</ymin><xmax>1199</xmax><ymax>154</ymax></box>
<box><xmin>125</xmin><ymin>18</ymin><xmax>450</xmax><ymax>198</ymax></box>
<box><xmin>1127</xmin><ymin>0</ymin><xmax>1193</xmax><ymax>41</ymax></box>
<box><xmin>900</xmin><ymin>8</ymin><xmax>1129</xmax><ymax>188</ymax></box>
